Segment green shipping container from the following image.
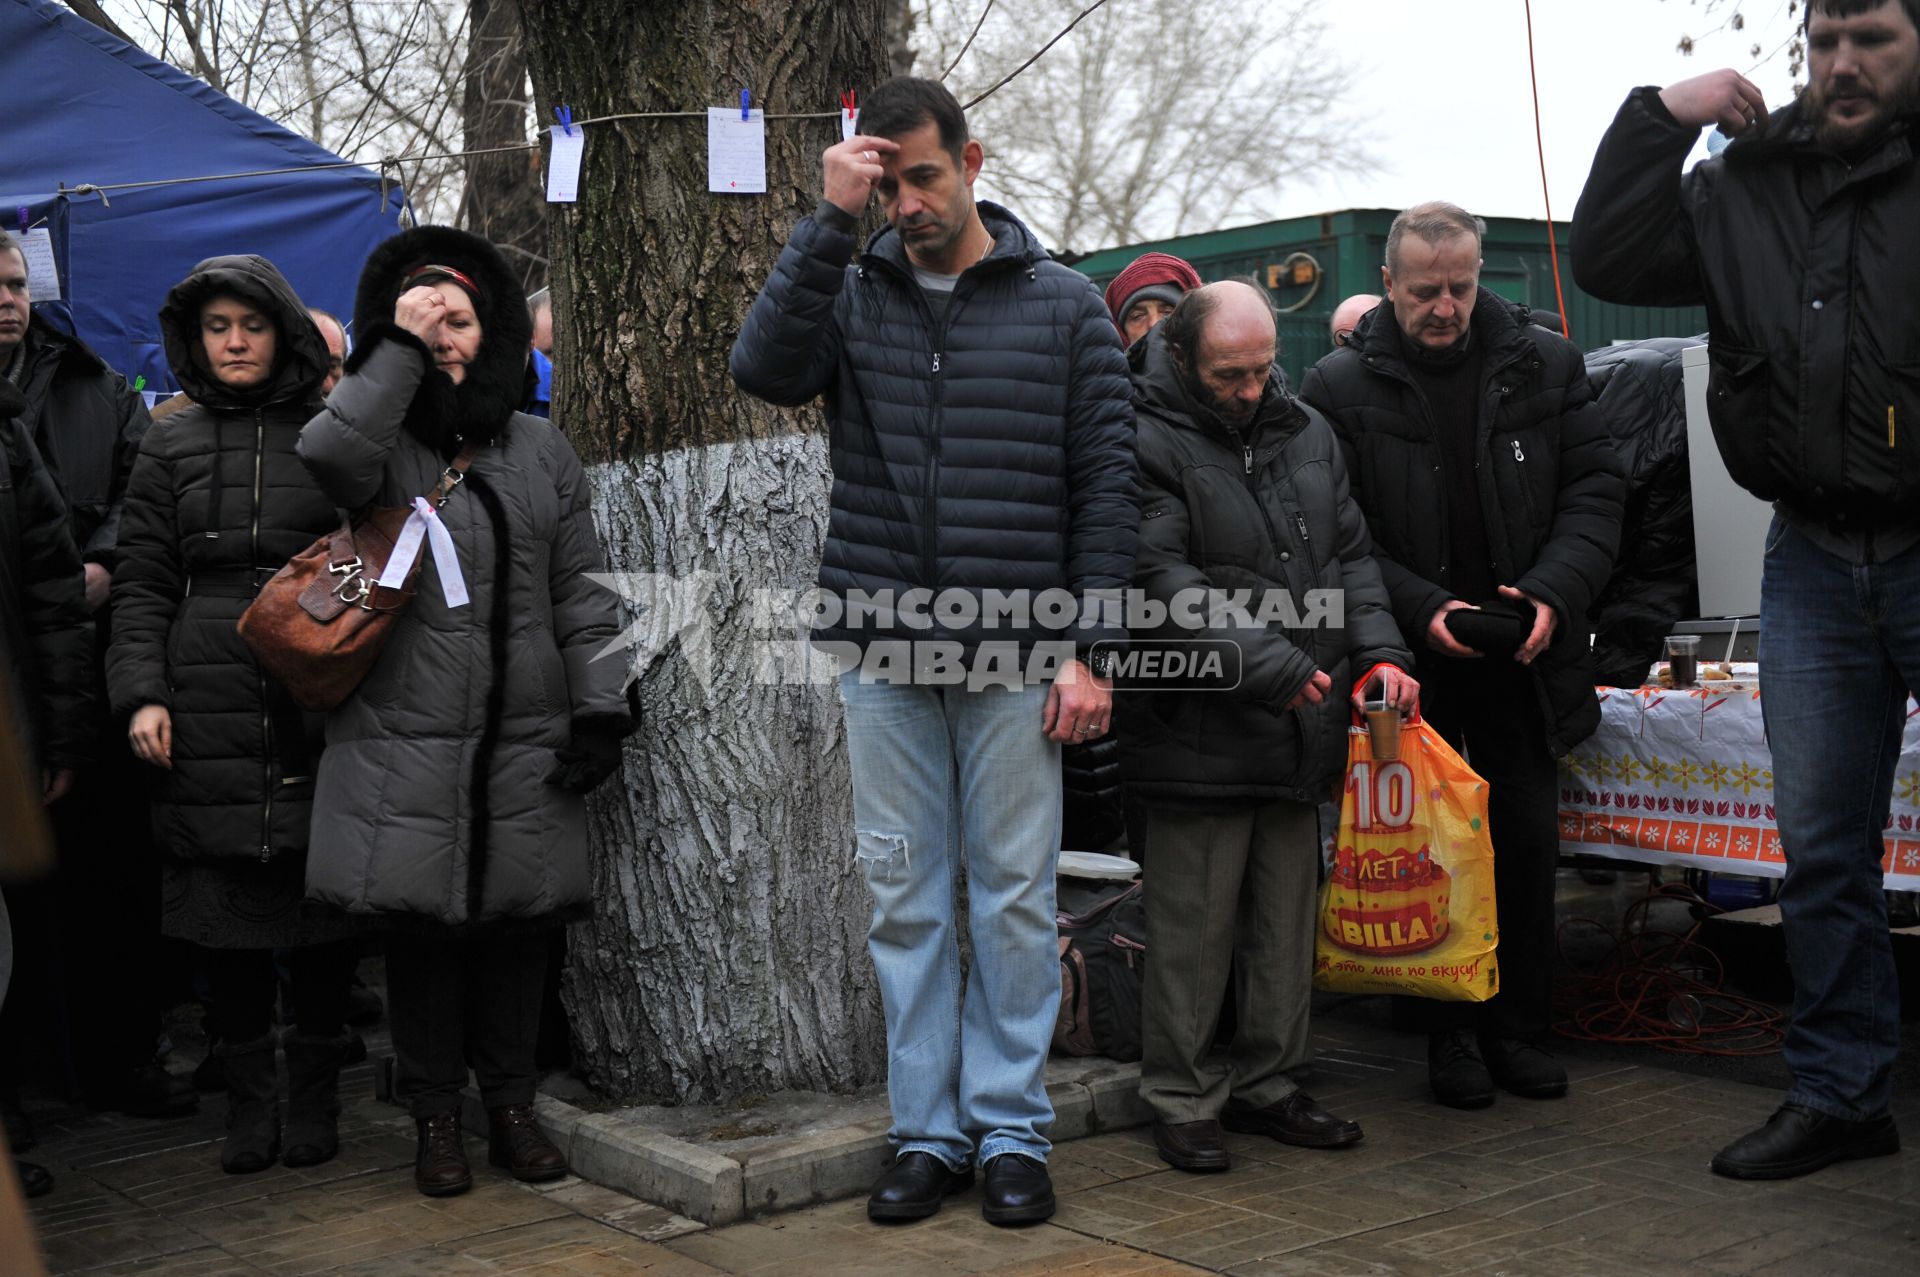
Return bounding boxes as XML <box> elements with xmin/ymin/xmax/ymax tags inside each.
<box><xmin>1067</xmin><ymin>208</ymin><xmax>1708</xmax><ymax>388</ymax></box>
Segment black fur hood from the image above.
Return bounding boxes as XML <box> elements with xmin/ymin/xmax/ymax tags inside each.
<box><xmin>346</xmin><ymin>225</ymin><xmax>532</xmax><ymax>457</ymax></box>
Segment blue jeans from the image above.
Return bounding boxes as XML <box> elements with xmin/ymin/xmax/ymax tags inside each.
<box><xmin>839</xmin><ymin>672</ymin><xmax>1062</xmax><ymax>1169</ymax></box>
<box><xmin>1760</xmin><ymin>515</ymin><xmax>1920</xmax><ymax>1121</ymax></box>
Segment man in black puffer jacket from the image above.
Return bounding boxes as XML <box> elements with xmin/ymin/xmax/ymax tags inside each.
<box><xmin>730</xmin><ymin>77</ymin><xmax>1136</xmax><ymax>1227</ymax></box>
<box><xmin>1300</xmin><ymin>201</ymin><xmax>1624</xmax><ymax>1113</ymax></box>
<box><xmin>1121</xmin><ymin>282</ymin><xmax>1415</xmax><ymax>1175</ymax></box>
<box><xmin>1572</xmin><ymin>0</ymin><xmax>1920</xmax><ymax>1182</ymax></box>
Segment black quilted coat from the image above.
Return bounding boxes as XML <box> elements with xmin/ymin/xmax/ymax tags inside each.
<box><xmin>1120</xmin><ymin>327</ymin><xmax>1412</xmax><ymax>805</ymax></box>
<box><xmin>1</xmin><ymin>382</ymin><xmax>94</xmax><ymax>772</ymax></box>
<box><xmin>106</xmin><ymin>256</ymin><xmax>337</xmax><ymax>861</ymax></box>
<box><xmin>1585</xmin><ymin>337</ymin><xmax>1701</xmax><ymax>687</ymax></box>
<box><xmin>729</xmin><ymin>200</ymin><xmax>1138</xmax><ymax>658</ymax></box>
<box><xmin>9</xmin><ymin>315</ymin><xmax>149</xmax><ymax>569</ymax></box>
<box><xmin>1299</xmin><ymin>293</ymin><xmax>1625</xmax><ymax>757</ymax></box>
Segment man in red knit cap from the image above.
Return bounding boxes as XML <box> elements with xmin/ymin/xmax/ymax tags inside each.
<box><xmin>1103</xmin><ymin>253</ymin><xmax>1202</xmax><ymax>347</ymax></box>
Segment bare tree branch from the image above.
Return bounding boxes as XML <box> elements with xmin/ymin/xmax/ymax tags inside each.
<box><xmin>60</xmin><ymin>0</ymin><xmax>136</xmax><ymax>43</ymax></box>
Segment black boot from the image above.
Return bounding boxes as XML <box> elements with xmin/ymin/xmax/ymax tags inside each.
<box><xmin>282</xmin><ymin>1031</ymin><xmax>351</xmax><ymax>1168</ymax></box>
<box><xmin>217</xmin><ymin>1036</ymin><xmax>281</xmax><ymax>1174</ymax></box>
<box><xmin>415</xmin><ymin>1111</ymin><xmax>473</xmax><ymax>1197</ymax></box>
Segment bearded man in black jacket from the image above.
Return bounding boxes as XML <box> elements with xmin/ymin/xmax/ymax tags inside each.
<box><xmin>1572</xmin><ymin>0</ymin><xmax>1920</xmax><ymax>1182</ymax></box>
<box><xmin>1301</xmin><ymin>202</ymin><xmax>1625</xmax><ymax>1114</ymax></box>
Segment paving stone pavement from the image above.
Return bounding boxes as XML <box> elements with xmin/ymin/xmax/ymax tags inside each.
<box><xmin>18</xmin><ymin>1010</ymin><xmax>1920</xmax><ymax>1275</ymax></box>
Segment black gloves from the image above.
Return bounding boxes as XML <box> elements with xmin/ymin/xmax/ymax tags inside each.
<box><xmin>547</xmin><ymin>712</ymin><xmax>632</xmax><ymax>794</ymax></box>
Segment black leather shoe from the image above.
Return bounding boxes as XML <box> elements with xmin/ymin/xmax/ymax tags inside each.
<box><xmin>16</xmin><ymin>1159</ymin><xmax>52</xmax><ymax>1199</ymax></box>
<box><xmin>1428</xmin><ymin>1029</ymin><xmax>1495</xmax><ymax>1109</ymax></box>
<box><xmin>1222</xmin><ymin>1092</ymin><xmax>1363</xmax><ymax>1149</ymax></box>
<box><xmin>1153</xmin><ymin>1119</ymin><xmax>1230</xmax><ymax>1172</ymax></box>
<box><xmin>981</xmin><ymin>1153</ymin><xmax>1054</xmax><ymax>1226</ymax></box>
<box><xmin>867</xmin><ymin>1151</ymin><xmax>973</xmax><ymax>1222</ymax></box>
<box><xmin>1480</xmin><ymin>1036</ymin><xmax>1568</xmax><ymax>1100</ymax></box>
<box><xmin>1711</xmin><ymin>1104</ymin><xmax>1900</xmax><ymax>1180</ymax></box>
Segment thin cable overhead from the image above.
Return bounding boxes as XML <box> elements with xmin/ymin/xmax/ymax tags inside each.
<box><xmin>61</xmin><ymin>2</ymin><xmax>1114</xmax><ymax>202</ymax></box>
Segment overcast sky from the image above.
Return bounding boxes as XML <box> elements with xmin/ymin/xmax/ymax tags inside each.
<box><xmin>1252</xmin><ymin>0</ymin><xmax>1806</xmax><ymax>223</ymax></box>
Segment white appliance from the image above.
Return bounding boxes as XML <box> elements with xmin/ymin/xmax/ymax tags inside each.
<box><xmin>1682</xmin><ymin>343</ymin><xmax>1775</xmax><ymax>618</ymax></box>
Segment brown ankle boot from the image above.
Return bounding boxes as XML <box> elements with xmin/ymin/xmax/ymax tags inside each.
<box><xmin>487</xmin><ymin>1104</ymin><xmax>566</xmax><ymax>1182</ymax></box>
<box><xmin>414</xmin><ymin>1111</ymin><xmax>472</xmax><ymax>1197</ymax></box>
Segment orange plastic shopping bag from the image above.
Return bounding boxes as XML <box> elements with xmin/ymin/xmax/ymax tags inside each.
<box><xmin>1312</xmin><ymin>713</ymin><xmax>1499</xmax><ymax>1001</ymax></box>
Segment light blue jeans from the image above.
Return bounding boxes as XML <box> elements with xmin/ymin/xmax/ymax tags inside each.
<box><xmin>839</xmin><ymin>671</ymin><xmax>1062</xmax><ymax>1169</ymax></box>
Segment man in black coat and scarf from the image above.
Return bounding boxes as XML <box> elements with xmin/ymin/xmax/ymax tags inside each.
<box><xmin>1301</xmin><ymin>202</ymin><xmax>1625</xmax><ymax>1113</ymax></box>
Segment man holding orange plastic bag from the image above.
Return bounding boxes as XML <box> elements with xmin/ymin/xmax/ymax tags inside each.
<box><xmin>1303</xmin><ymin>202</ymin><xmax>1624</xmax><ymax>1110</ymax></box>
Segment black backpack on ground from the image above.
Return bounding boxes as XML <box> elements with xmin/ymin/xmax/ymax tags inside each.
<box><xmin>1052</xmin><ymin>877</ymin><xmax>1146</xmax><ymax>1061</ymax></box>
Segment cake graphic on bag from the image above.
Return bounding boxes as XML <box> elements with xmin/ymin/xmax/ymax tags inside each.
<box><xmin>1324</xmin><ymin>759</ymin><xmax>1451</xmax><ymax>956</ymax></box>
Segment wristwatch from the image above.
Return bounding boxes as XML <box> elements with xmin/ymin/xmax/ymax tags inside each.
<box><xmin>1086</xmin><ymin>647</ymin><xmax>1117</xmax><ymax>679</ymax></box>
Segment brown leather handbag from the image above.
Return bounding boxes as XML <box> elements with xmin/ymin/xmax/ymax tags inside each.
<box><xmin>239</xmin><ymin>445</ymin><xmax>476</xmax><ymax>712</ymax></box>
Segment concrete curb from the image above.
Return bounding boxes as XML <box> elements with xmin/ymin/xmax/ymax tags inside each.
<box><xmin>461</xmin><ymin>1059</ymin><xmax>1150</xmax><ymax>1225</ymax></box>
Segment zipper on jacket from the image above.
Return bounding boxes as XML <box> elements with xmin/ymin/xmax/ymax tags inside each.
<box><xmin>252</xmin><ymin>409</ymin><xmax>272</xmax><ymax>863</ymax></box>
<box><xmin>1243</xmin><ymin>444</ymin><xmax>1253</xmax><ymax>474</ymax></box>
<box><xmin>1511</xmin><ymin>438</ymin><xmax>1525</xmax><ymax>462</ymax></box>
<box><xmin>259</xmin><ymin>677</ymin><xmax>274</xmax><ymax>862</ymax></box>
<box><xmin>1294</xmin><ymin>513</ymin><xmax>1311</xmax><ymax>544</ymax></box>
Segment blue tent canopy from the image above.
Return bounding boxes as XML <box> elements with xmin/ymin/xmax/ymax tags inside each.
<box><xmin>0</xmin><ymin>0</ymin><xmax>408</xmax><ymax>393</ymax></box>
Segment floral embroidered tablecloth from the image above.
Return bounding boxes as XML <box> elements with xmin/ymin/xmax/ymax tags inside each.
<box><xmin>1557</xmin><ymin>668</ymin><xmax>1920</xmax><ymax>890</ymax></box>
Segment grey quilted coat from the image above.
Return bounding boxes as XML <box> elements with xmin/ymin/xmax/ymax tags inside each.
<box><xmin>297</xmin><ymin>227</ymin><xmax>629</xmax><ymax>928</ymax></box>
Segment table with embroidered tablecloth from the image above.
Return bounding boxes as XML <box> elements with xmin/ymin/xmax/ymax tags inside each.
<box><xmin>1557</xmin><ymin>665</ymin><xmax>1920</xmax><ymax>890</ymax></box>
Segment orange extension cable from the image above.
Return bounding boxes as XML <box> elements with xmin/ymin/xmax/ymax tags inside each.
<box><xmin>1523</xmin><ymin>0</ymin><xmax>1574</xmax><ymax>341</ymax></box>
<box><xmin>1554</xmin><ymin>881</ymin><xmax>1786</xmax><ymax>1057</ymax></box>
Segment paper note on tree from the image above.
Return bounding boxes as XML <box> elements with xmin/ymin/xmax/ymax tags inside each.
<box><xmin>18</xmin><ymin>228</ymin><xmax>60</xmax><ymax>301</ymax></box>
<box><xmin>546</xmin><ymin>125</ymin><xmax>584</xmax><ymax>203</ymax></box>
<box><xmin>707</xmin><ymin>106</ymin><xmax>766</xmax><ymax>194</ymax></box>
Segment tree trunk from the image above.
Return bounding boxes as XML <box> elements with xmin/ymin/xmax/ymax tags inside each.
<box><xmin>520</xmin><ymin>0</ymin><xmax>890</xmax><ymax>1103</ymax></box>
<box><xmin>463</xmin><ymin>0</ymin><xmax>548</xmax><ymax>292</ymax></box>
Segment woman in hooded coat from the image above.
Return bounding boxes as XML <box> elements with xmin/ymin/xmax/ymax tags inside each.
<box><xmin>107</xmin><ymin>255</ymin><xmax>362</xmax><ymax>1176</ymax></box>
<box><xmin>297</xmin><ymin>226</ymin><xmax>632</xmax><ymax>1198</ymax></box>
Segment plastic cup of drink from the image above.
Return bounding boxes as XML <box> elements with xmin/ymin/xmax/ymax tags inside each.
<box><xmin>1665</xmin><ymin>634</ymin><xmax>1701</xmax><ymax>688</ymax></box>
<box><xmin>1363</xmin><ymin>698</ymin><xmax>1400</xmax><ymax>760</ymax></box>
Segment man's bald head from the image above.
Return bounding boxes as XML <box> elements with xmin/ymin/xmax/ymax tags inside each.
<box><xmin>1163</xmin><ymin>280</ymin><xmax>1277</xmax><ymax>425</ymax></box>
<box><xmin>1330</xmin><ymin>293</ymin><xmax>1380</xmax><ymax>348</ymax></box>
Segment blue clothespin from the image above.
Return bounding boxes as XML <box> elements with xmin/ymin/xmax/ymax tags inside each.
<box><xmin>741</xmin><ymin>88</ymin><xmax>751</xmax><ymax>121</ymax></box>
<box><xmin>554</xmin><ymin>105</ymin><xmax>574</xmax><ymax>137</ymax></box>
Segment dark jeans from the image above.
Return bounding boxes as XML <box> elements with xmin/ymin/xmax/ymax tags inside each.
<box><xmin>1760</xmin><ymin>515</ymin><xmax>1917</xmax><ymax>1121</ymax></box>
<box><xmin>203</xmin><ymin>941</ymin><xmax>356</xmax><ymax>1043</ymax></box>
<box><xmin>1399</xmin><ymin>656</ymin><xmax>1561</xmax><ymax>1041</ymax></box>
<box><xmin>386</xmin><ymin>932</ymin><xmax>549</xmax><ymax>1120</ymax></box>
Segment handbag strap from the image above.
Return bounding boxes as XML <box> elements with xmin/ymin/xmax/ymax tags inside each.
<box><xmin>426</xmin><ymin>442</ymin><xmax>479</xmax><ymax>509</ymax></box>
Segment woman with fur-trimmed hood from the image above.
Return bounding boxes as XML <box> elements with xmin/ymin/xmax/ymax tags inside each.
<box><xmin>297</xmin><ymin>226</ymin><xmax>631</xmax><ymax>1198</ymax></box>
